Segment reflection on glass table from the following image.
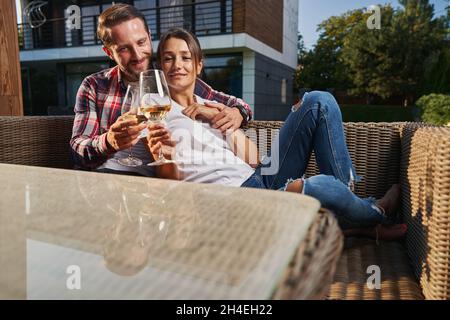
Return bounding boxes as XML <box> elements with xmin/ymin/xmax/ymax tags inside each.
<box><xmin>0</xmin><ymin>164</ymin><xmax>321</xmax><ymax>299</ymax></box>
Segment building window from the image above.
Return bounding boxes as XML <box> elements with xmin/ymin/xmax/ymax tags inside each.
<box><xmin>65</xmin><ymin>62</ymin><xmax>111</xmax><ymax>111</ymax></box>
<box><xmin>281</xmin><ymin>78</ymin><xmax>287</xmax><ymax>104</ymax></box>
<box><xmin>135</xmin><ymin>0</ymin><xmax>157</xmax><ymax>37</ymax></box>
<box><xmin>195</xmin><ymin>0</ymin><xmax>232</xmax><ymax>35</ymax></box>
<box><xmin>20</xmin><ymin>61</ymin><xmax>58</xmax><ymax>116</ymax></box>
<box><xmin>202</xmin><ymin>54</ymin><xmax>243</xmax><ymax>99</ymax></box>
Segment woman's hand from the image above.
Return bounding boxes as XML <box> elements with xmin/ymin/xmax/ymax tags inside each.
<box><xmin>182</xmin><ymin>102</ymin><xmax>222</xmax><ymax>123</ymax></box>
<box><xmin>146</xmin><ymin>123</ymin><xmax>179</xmax><ymax>180</ymax></box>
<box><xmin>147</xmin><ymin>123</ymin><xmax>177</xmax><ymax>161</ymax></box>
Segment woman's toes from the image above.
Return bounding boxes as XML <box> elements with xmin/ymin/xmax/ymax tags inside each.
<box><xmin>377</xmin><ymin>223</ymin><xmax>407</xmax><ymax>241</ymax></box>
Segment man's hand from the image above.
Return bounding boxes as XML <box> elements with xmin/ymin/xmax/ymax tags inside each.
<box><xmin>208</xmin><ymin>102</ymin><xmax>243</xmax><ymax>133</ymax></box>
<box><xmin>147</xmin><ymin>123</ymin><xmax>177</xmax><ymax>160</ymax></box>
<box><xmin>106</xmin><ymin>113</ymin><xmax>147</xmax><ymax>152</ymax></box>
<box><xmin>182</xmin><ymin>102</ymin><xmax>221</xmax><ymax>122</ymax></box>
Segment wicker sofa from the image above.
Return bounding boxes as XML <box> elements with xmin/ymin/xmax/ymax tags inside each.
<box><xmin>0</xmin><ymin>116</ymin><xmax>449</xmax><ymax>300</ymax></box>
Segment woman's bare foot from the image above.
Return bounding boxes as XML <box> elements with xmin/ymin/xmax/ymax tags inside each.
<box><xmin>376</xmin><ymin>184</ymin><xmax>401</xmax><ymax>216</ymax></box>
<box><xmin>343</xmin><ymin>223</ymin><xmax>407</xmax><ymax>241</ymax></box>
<box><xmin>375</xmin><ymin>224</ymin><xmax>407</xmax><ymax>241</ymax></box>
<box><xmin>342</xmin><ymin>185</ymin><xmax>404</xmax><ymax>241</ymax></box>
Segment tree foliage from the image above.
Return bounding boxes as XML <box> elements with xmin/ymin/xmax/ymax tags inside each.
<box><xmin>421</xmin><ymin>48</ymin><xmax>450</xmax><ymax>95</ymax></box>
<box><xmin>295</xmin><ymin>10</ymin><xmax>364</xmax><ymax>92</ymax></box>
<box><xmin>416</xmin><ymin>93</ymin><xmax>450</xmax><ymax>125</ymax></box>
<box><xmin>295</xmin><ymin>0</ymin><xmax>449</xmax><ymax>105</ymax></box>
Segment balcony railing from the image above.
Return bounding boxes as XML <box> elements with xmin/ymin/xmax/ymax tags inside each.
<box><xmin>18</xmin><ymin>0</ymin><xmax>233</xmax><ymax>51</ymax></box>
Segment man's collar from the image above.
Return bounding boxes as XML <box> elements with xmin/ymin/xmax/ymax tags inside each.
<box><xmin>114</xmin><ymin>66</ymin><xmax>128</xmax><ymax>91</ymax></box>
<box><xmin>116</xmin><ymin>68</ymin><xmax>141</xmax><ymax>91</ymax></box>
<box><xmin>105</xmin><ymin>65</ymin><xmax>127</xmax><ymax>91</ymax></box>
<box><xmin>105</xmin><ymin>65</ymin><xmax>119</xmax><ymax>80</ymax></box>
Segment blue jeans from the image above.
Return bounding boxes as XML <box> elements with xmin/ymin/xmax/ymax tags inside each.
<box><xmin>241</xmin><ymin>91</ymin><xmax>385</xmax><ymax>229</ymax></box>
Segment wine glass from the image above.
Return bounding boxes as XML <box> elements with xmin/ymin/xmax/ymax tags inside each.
<box><xmin>139</xmin><ymin>69</ymin><xmax>175</xmax><ymax>166</ymax></box>
<box><xmin>118</xmin><ymin>84</ymin><xmax>144</xmax><ymax>167</ymax></box>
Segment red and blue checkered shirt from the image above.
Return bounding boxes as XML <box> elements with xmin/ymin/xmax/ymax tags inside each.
<box><xmin>70</xmin><ymin>66</ymin><xmax>252</xmax><ymax>169</ymax></box>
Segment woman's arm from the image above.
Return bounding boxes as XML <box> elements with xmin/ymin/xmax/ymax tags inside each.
<box><xmin>182</xmin><ymin>103</ymin><xmax>259</xmax><ymax>167</ymax></box>
<box><xmin>226</xmin><ymin>129</ymin><xmax>260</xmax><ymax>168</ymax></box>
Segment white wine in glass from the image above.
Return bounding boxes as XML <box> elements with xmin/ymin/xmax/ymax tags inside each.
<box><xmin>140</xmin><ymin>104</ymin><xmax>172</xmax><ymax>122</ymax></box>
<box><xmin>139</xmin><ymin>70</ymin><xmax>175</xmax><ymax>166</ymax></box>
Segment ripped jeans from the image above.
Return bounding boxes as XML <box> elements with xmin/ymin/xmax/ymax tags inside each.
<box><xmin>241</xmin><ymin>91</ymin><xmax>386</xmax><ymax>230</ymax></box>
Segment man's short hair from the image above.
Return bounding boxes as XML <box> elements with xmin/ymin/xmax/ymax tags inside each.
<box><xmin>97</xmin><ymin>4</ymin><xmax>150</xmax><ymax>47</ymax></box>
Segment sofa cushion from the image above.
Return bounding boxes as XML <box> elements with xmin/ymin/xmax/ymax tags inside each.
<box><xmin>328</xmin><ymin>238</ymin><xmax>424</xmax><ymax>300</ymax></box>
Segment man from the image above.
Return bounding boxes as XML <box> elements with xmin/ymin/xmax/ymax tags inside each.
<box><xmin>70</xmin><ymin>4</ymin><xmax>252</xmax><ymax>176</ymax></box>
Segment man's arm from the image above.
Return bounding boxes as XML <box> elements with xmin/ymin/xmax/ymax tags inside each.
<box><xmin>70</xmin><ymin>78</ymin><xmax>112</xmax><ymax>169</ymax></box>
<box><xmin>194</xmin><ymin>78</ymin><xmax>252</xmax><ymax>127</ymax></box>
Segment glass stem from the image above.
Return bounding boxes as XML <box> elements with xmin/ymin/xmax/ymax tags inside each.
<box><xmin>158</xmin><ymin>147</ymin><xmax>164</xmax><ymax>161</ymax></box>
<box><xmin>154</xmin><ymin>120</ymin><xmax>165</xmax><ymax>161</ymax></box>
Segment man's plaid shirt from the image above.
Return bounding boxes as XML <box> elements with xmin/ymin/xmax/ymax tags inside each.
<box><xmin>70</xmin><ymin>66</ymin><xmax>252</xmax><ymax>169</ymax></box>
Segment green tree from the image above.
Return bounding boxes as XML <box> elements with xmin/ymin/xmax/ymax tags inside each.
<box><xmin>421</xmin><ymin>48</ymin><xmax>450</xmax><ymax>94</ymax></box>
<box><xmin>295</xmin><ymin>10</ymin><xmax>363</xmax><ymax>92</ymax></box>
<box><xmin>296</xmin><ymin>0</ymin><xmax>448</xmax><ymax>105</ymax></box>
<box><xmin>297</xmin><ymin>32</ymin><xmax>306</xmax><ymax>63</ymax></box>
<box><xmin>421</xmin><ymin>1</ymin><xmax>450</xmax><ymax>95</ymax></box>
<box><xmin>416</xmin><ymin>93</ymin><xmax>450</xmax><ymax>125</ymax></box>
<box><xmin>341</xmin><ymin>0</ymin><xmax>447</xmax><ymax>105</ymax></box>
<box><xmin>341</xmin><ymin>5</ymin><xmax>397</xmax><ymax>102</ymax></box>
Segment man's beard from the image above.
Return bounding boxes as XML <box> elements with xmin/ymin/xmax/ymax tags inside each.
<box><xmin>123</xmin><ymin>57</ymin><xmax>151</xmax><ymax>81</ymax></box>
<box><xmin>125</xmin><ymin>69</ymin><xmax>141</xmax><ymax>82</ymax></box>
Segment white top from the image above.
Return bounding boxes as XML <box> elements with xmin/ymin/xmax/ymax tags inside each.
<box><xmin>166</xmin><ymin>96</ymin><xmax>255</xmax><ymax>187</ymax></box>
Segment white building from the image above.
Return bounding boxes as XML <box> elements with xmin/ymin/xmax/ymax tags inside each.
<box><xmin>18</xmin><ymin>0</ymin><xmax>298</xmax><ymax>120</ymax></box>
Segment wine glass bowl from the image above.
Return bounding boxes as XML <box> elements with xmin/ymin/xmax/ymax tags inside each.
<box><xmin>118</xmin><ymin>84</ymin><xmax>144</xmax><ymax>167</ymax></box>
<box><xmin>139</xmin><ymin>70</ymin><xmax>175</xmax><ymax>166</ymax></box>
<box><xmin>140</xmin><ymin>93</ymin><xmax>171</xmax><ymax>122</ymax></box>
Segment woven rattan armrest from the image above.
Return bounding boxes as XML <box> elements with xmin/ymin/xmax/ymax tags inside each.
<box><xmin>271</xmin><ymin>208</ymin><xmax>343</xmax><ymax>299</ymax></box>
<box><xmin>0</xmin><ymin>116</ymin><xmax>74</xmax><ymax>169</ymax></box>
<box><xmin>400</xmin><ymin>124</ymin><xmax>450</xmax><ymax>300</ymax></box>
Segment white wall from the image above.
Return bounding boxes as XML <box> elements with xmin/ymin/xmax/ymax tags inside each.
<box><xmin>242</xmin><ymin>51</ymin><xmax>256</xmax><ymax>115</ymax></box>
<box><xmin>283</xmin><ymin>0</ymin><xmax>299</xmax><ymax>68</ymax></box>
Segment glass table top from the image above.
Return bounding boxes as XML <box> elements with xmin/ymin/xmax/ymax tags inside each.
<box><xmin>0</xmin><ymin>164</ymin><xmax>320</xmax><ymax>299</ymax></box>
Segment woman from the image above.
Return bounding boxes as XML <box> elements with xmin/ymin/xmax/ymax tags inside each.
<box><xmin>146</xmin><ymin>28</ymin><xmax>407</xmax><ymax>240</ymax></box>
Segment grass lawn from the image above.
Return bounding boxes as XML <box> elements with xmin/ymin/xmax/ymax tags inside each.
<box><xmin>340</xmin><ymin>105</ymin><xmax>416</xmax><ymax>122</ymax></box>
